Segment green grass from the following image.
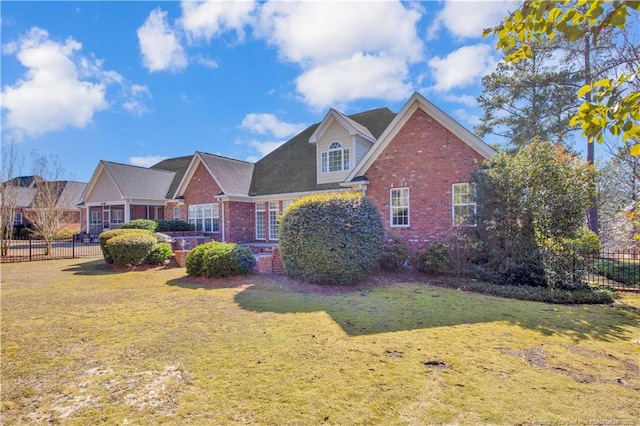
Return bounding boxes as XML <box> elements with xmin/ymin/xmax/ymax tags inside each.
<box><xmin>2</xmin><ymin>259</ymin><xmax>639</xmax><ymax>425</ymax></box>
<box><xmin>594</xmin><ymin>258</ymin><xmax>640</xmax><ymax>287</ymax></box>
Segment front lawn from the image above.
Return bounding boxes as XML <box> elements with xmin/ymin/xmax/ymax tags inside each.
<box><xmin>1</xmin><ymin>259</ymin><xmax>639</xmax><ymax>424</ymax></box>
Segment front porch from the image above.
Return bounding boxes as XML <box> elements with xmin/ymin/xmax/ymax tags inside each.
<box><xmin>85</xmin><ymin>203</ymin><xmax>166</xmax><ymax>237</ymax></box>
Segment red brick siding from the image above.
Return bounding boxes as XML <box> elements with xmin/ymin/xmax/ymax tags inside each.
<box><xmin>183</xmin><ymin>162</ymin><xmax>224</xmax><ymax>240</ymax></box>
<box><xmin>364</xmin><ymin>108</ymin><xmax>485</xmax><ymax>250</ymax></box>
<box><xmin>130</xmin><ymin>205</ymin><xmax>147</xmax><ymax>220</ymax></box>
<box><xmin>225</xmin><ymin>201</ymin><xmax>254</xmax><ymax>243</ymax></box>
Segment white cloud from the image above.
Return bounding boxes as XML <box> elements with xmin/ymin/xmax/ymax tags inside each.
<box><xmin>180</xmin><ymin>0</ymin><xmax>256</xmax><ymax>42</ymax></box>
<box><xmin>429</xmin><ymin>0</ymin><xmax>518</xmax><ymax>40</ymax></box>
<box><xmin>129</xmin><ymin>155</ymin><xmax>169</xmax><ymax>168</ymax></box>
<box><xmin>193</xmin><ymin>55</ymin><xmax>219</xmax><ymax>69</ymax></box>
<box><xmin>241</xmin><ymin>113</ymin><xmax>305</xmax><ymax>138</ymax></box>
<box><xmin>296</xmin><ymin>53</ymin><xmax>412</xmax><ymax>109</ymax></box>
<box><xmin>0</xmin><ymin>27</ymin><xmax>108</xmax><ymax>138</ymax></box>
<box><xmin>442</xmin><ymin>93</ymin><xmax>478</xmax><ymax>107</ymax></box>
<box><xmin>248</xmin><ymin>139</ymin><xmax>285</xmax><ymax>158</ymax></box>
<box><xmin>257</xmin><ymin>1</ymin><xmax>422</xmax><ymax>65</ymax></box>
<box><xmin>453</xmin><ymin>108</ymin><xmax>480</xmax><ymax>127</ymax></box>
<box><xmin>257</xmin><ymin>0</ymin><xmax>423</xmax><ymax>109</ymax></box>
<box><xmin>428</xmin><ymin>44</ymin><xmax>499</xmax><ymax>92</ymax></box>
<box><xmin>137</xmin><ymin>8</ymin><xmax>187</xmax><ymax>72</ymax></box>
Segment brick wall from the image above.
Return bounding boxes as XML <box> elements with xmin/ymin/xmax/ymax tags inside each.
<box><xmin>225</xmin><ymin>201</ymin><xmax>254</xmax><ymax>243</ymax></box>
<box><xmin>364</xmin><ymin>108</ymin><xmax>486</xmax><ymax>251</ymax></box>
<box><xmin>183</xmin><ymin>162</ymin><xmax>224</xmax><ymax>241</ymax></box>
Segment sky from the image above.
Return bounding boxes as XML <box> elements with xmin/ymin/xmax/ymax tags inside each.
<box><xmin>0</xmin><ymin>0</ymin><xmax>525</xmax><ymax>183</ymax></box>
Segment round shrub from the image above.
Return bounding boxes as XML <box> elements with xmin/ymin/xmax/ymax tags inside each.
<box><xmin>106</xmin><ymin>232</ymin><xmax>157</xmax><ymax>267</ymax></box>
<box><xmin>121</xmin><ymin>219</ymin><xmax>158</xmax><ymax>232</ymax></box>
<box><xmin>99</xmin><ymin>229</ymin><xmax>151</xmax><ymax>264</ymax></box>
<box><xmin>414</xmin><ymin>244</ymin><xmax>448</xmax><ymax>275</ymax></box>
<box><xmin>186</xmin><ymin>241</ymin><xmax>254</xmax><ymax>278</ymax></box>
<box><xmin>279</xmin><ymin>192</ymin><xmax>384</xmax><ymax>285</ymax></box>
<box><xmin>379</xmin><ymin>238</ymin><xmax>408</xmax><ymax>271</ymax></box>
<box><xmin>155</xmin><ymin>220</ymin><xmax>193</xmax><ymax>232</ymax></box>
<box><xmin>147</xmin><ymin>242</ymin><xmax>173</xmax><ymax>265</ymax></box>
<box><xmin>54</xmin><ymin>228</ymin><xmax>77</xmax><ymax>239</ymax></box>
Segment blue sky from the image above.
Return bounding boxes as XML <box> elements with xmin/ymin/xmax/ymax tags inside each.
<box><xmin>1</xmin><ymin>0</ymin><xmax>522</xmax><ymax>183</ymax></box>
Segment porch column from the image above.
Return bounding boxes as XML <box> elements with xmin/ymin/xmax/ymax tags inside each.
<box><xmin>124</xmin><ymin>199</ymin><xmax>131</xmax><ymax>223</ymax></box>
<box><xmin>86</xmin><ymin>204</ymin><xmax>91</xmax><ymax>233</ymax></box>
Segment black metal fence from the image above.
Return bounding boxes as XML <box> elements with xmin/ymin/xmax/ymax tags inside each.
<box><xmin>0</xmin><ymin>236</ymin><xmax>102</xmax><ymax>263</ymax></box>
<box><xmin>586</xmin><ymin>249</ymin><xmax>639</xmax><ymax>290</ymax></box>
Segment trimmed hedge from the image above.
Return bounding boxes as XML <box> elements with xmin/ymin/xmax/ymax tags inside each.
<box><xmin>121</xmin><ymin>219</ymin><xmax>158</xmax><ymax>232</ymax></box>
<box><xmin>106</xmin><ymin>232</ymin><xmax>158</xmax><ymax>267</ymax></box>
<box><xmin>155</xmin><ymin>220</ymin><xmax>193</xmax><ymax>232</ymax></box>
<box><xmin>279</xmin><ymin>192</ymin><xmax>384</xmax><ymax>285</ymax></box>
<box><xmin>186</xmin><ymin>241</ymin><xmax>254</xmax><ymax>278</ymax></box>
<box><xmin>99</xmin><ymin>229</ymin><xmax>151</xmax><ymax>264</ymax></box>
<box><xmin>148</xmin><ymin>242</ymin><xmax>173</xmax><ymax>265</ymax></box>
<box><xmin>432</xmin><ymin>277</ymin><xmax>615</xmax><ymax>304</ymax></box>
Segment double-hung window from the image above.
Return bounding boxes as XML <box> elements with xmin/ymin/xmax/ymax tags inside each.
<box><xmin>269</xmin><ymin>202</ymin><xmax>279</xmax><ymax>240</ymax></box>
<box><xmin>173</xmin><ymin>206</ymin><xmax>180</xmax><ymax>220</ymax></box>
<box><xmin>255</xmin><ymin>203</ymin><xmax>266</xmax><ymax>240</ymax></box>
<box><xmin>111</xmin><ymin>209</ymin><xmax>124</xmax><ymax>224</ymax></box>
<box><xmin>321</xmin><ymin>142</ymin><xmax>350</xmax><ymax>173</ymax></box>
<box><xmin>13</xmin><ymin>212</ymin><xmax>23</xmax><ymax>226</ymax></box>
<box><xmin>188</xmin><ymin>204</ymin><xmax>220</xmax><ymax>232</ymax></box>
<box><xmin>452</xmin><ymin>183</ymin><xmax>476</xmax><ymax>226</ymax></box>
<box><xmin>390</xmin><ymin>188</ymin><xmax>409</xmax><ymax>227</ymax></box>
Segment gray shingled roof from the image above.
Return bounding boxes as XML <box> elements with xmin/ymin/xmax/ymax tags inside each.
<box><xmin>56</xmin><ymin>181</ymin><xmax>87</xmax><ymax>208</ymax></box>
<box><xmin>7</xmin><ymin>181</ymin><xmax>86</xmax><ymax>209</ymax></box>
<box><xmin>198</xmin><ymin>152</ymin><xmax>254</xmax><ymax>196</ymax></box>
<box><xmin>151</xmin><ymin>155</ymin><xmax>193</xmax><ymax>198</ymax></box>
<box><xmin>249</xmin><ymin>107</ymin><xmax>397</xmax><ymax>196</ymax></box>
<box><xmin>102</xmin><ymin>161</ymin><xmax>175</xmax><ymax>200</ymax></box>
<box><xmin>332</xmin><ymin>109</ymin><xmax>375</xmax><ymax>140</ymax></box>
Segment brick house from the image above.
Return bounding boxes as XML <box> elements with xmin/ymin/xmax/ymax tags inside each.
<box><xmin>4</xmin><ymin>176</ymin><xmax>86</xmax><ymax>233</ymax></box>
<box><xmin>80</xmin><ymin>92</ymin><xmax>495</xmax><ymax>249</ymax></box>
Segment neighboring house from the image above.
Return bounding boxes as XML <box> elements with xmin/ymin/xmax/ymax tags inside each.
<box><xmin>4</xmin><ymin>178</ymin><xmax>87</xmax><ymax>231</ymax></box>
<box><xmin>81</xmin><ymin>92</ymin><xmax>496</xmax><ymax>249</ymax></box>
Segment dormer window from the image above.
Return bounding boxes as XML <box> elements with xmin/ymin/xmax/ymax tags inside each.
<box><xmin>321</xmin><ymin>142</ymin><xmax>350</xmax><ymax>173</ymax></box>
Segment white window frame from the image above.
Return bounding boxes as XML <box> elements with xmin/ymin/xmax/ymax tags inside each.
<box><xmin>321</xmin><ymin>141</ymin><xmax>350</xmax><ymax>173</ymax></box>
<box><xmin>268</xmin><ymin>202</ymin><xmax>280</xmax><ymax>240</ymax></box>
<box><xmin>13</xmin><ymin>212</ymin><xmax>23</xmax><ymax>226</ymax></box>
<box><xmin>255</xmin><ymin>203</ymin><xmax>266</xmax><ymax>240</ymax></box>
<box><xmin>111</xmin><ymin>209</ymin><xmax>125</xmax><ymax>224</ymax></box>
<box><xmin>173</xmin><ymin>206</ymin><xmax>180</xmax><ymax>220</ymax></box>
<box><xmin>90</xmin><ymin>210</ymin><xmax>102</xmax><ymax>225</ymax></box>
<box><xmin>452</xmin><ymin>183</ymin><xmax>476</xmax><ymax>226</ymax></box>
<box><xmin>390</xmin><ymin>187</ymin><xmax>410</xmax><ymax>228</ymax></box>
<box><xmin>188</xmin><ymin>204</ymin><xmax>220</xmax><ymax>233</ymax></box>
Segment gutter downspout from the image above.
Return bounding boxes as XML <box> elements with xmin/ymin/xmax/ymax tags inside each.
<box><xmin>220</xmin><ymin>200</ymin><xmax>226</xmax><ymax>242</ymax></box>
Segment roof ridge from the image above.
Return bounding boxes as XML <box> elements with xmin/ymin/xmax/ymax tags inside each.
<box><xmin>102</xmin><ymin>160</ymin><xmax>176</xmax><ymax>175</ymax></box>
<box><xmin>197</xmin><ymin>151</ymin><xmax>254</xmax><ymax>165</ymax></box>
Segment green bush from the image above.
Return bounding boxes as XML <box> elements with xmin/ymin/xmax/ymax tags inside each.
<box><xmin>106</xmin><ymin>232</ymin><xmax>157</xmax><ymax>267</ymax></box>
<box><xmin>594</xmin><ymin>259</ymin><xmax>640</xmax><ymax>287</ymax></box>
<box><xmin>414</xmin><ymin>244</ymin><xmax>448</xmax><ymax>275</ymax></box>
<box><xmin>379</xmin><ymin>238</ymin><xmax>408</xmax><ymax>271</ymax></box>
<box><xmin>155</xmin><ymin>220</ymin><xmax>193</xmax><ymax>232</ymax></box>
<box><xmin>148</xmin><ymin>242</ymin><xmax>173</xmax><ymax>265</ymax></box>
<box><xmin>54</xmin><ymin>228</ymin><xmax>77</xmax><ymax>239</ymax></box>
<box><xmin>18</xmin><ymin>227</ymin><xmax>32</xmax><ymax>238</ymax></box>
<box><xmin>186</xmin><ymin>241</ymin><xmax>254</xmax><ymax>278</ymax></box>
<box><xmin>279</xmin><ymin>192</ymin><xmax>384</xmax><ymax>285</ymax></box>
<box><xmin>432</xmin><ymin>277</ymin><xmax>615</xmax><ymax>304</ymax></box>
<box><xmin>121</xmin><ymin>219</ymin><xmax>158</xmax><ymax>232</ymax></box>
<box><xmin>99</xmin><ymin>229</ymin><xmax>151</xmax><ymax>264</ymax></box>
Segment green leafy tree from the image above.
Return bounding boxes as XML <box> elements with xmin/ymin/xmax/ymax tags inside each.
<box><xmin>476</xmin><ymin>40</ymin><xmax>581</xmax><ymax>150</ymax></box>
<box><xmin>473</xmin><ymin>140</ymin><xmax>597</xmax><ymax>288</ymax></box>
<box><xmin>484</xmin><ymin>0</ymin><xmax>640</xmax><ymax>153</ymax></box>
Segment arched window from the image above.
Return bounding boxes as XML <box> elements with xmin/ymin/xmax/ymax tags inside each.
<box><xmin>321</xmin><ymin>141</ymin><xmax>350</xmax><ymax>173</ymax></box>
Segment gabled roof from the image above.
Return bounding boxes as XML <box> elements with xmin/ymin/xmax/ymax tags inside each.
<box><xmin>10</xmin><ymin>181</ymin><xmax>86</xmax><ymax>209</ymax></box>
<box><xmin>309</xmin><ymin>108</ymin><xmax>375</xmax><ymax>144</ymax></box>
<box><xmin>151</xmin><ymin>155</ymin><xmax>193</xmax><ymax>198</ymax></box>
<box><xmin>86</xmin><ymin>161</ymin><xmax>176</xmax><ymax>201</ymax></box>
<box><xmin>173</xmin><ymin>152</ymin><xmax>254</xmax><ymax>198</ymax></box>
<box><xmin>250</xmin><ymin>107</ymin><xmax>396</xmax><ymax>196</ymax></box>
<box><xmin>346</xmin><ymin>92</ymin><xmax>496</xmax><ymax>181</ymax></box>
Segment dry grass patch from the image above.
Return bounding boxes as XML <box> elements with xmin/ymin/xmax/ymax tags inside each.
<box><xmin>1</xmin><ymin>259</ymin><xmax>639</xmax><ymax>425</ymax></box>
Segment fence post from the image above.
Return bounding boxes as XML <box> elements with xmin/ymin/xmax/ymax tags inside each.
<box><xmin>29</xmin><ymin>236</ymin><xmax>32</xmax><ymax>261</ymax></box>
<box><xmin>72</xmin><ymin>237</ymin><xmax>75</xmax><ymax>258</ymax></box>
